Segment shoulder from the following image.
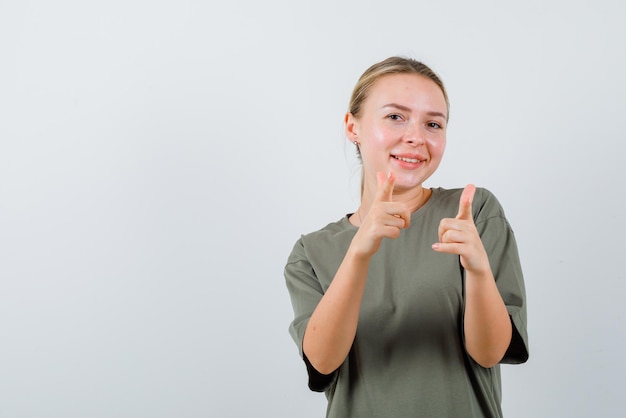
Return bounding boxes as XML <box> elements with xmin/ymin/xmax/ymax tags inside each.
<box><xmin>431</xmin><ymin>186</ymin><xmax>499</xmax><ymax>203</ymax></box>
<box><xmin>429</xmin><ymin>186</ymin><xmax>506</xmax><ymax>221</ymax></box>
<box><xmin>304</xmin><ymin>215</ymin><xmax>353</xmax><ymax>237</ymax></box>
<box><xmin>471</xmin><ymin>187</ymin><xmax>507</xmax><ymax>222</ymax></box>
<box><xmin>287</xmin><ymin>216</ymin><xmax>355</xmax><ymax>262</ymax></box>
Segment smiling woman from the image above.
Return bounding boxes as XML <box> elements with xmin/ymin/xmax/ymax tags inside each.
<box><xmin>284</xmin><ymin>56</ymin><xmax>529</xmax><ymax>418</ymax></box>
<box><xmin>346</xmin><ymin>72</ymin><xmax>448</xmax><ymax>205</ymax></box>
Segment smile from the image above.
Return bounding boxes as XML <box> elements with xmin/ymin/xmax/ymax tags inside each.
<box><xmin>392</xmin><ymin>155</ymin><xmax>423</xmax><ymax>163</ymax></box>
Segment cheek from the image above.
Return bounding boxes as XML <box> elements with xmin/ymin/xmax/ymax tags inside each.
<box><xmin>362</xmin><ymin>127</ymin><xmax>394</xmax><ymax>152</ymax></box>
<box><xmin>369</xmin><ymin>124</ymin><xmax>394</xmax><ymax>140</ymax></box>
<box><xmin>427</xmin><ymin>137</ymin><xmax>447</xmax><ymax>157</ymax></box>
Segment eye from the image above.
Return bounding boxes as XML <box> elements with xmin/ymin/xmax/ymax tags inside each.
<box><xmin>387</xmin><ymin>113</ymin><xmax>404</xmax><ymax>121</ymax></box>
<box><xmin>427</xmin><ymin>122</ymin><xmax>443</xmax><ymax>129</ymax></box>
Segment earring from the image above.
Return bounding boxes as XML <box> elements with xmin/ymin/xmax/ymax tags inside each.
<box><xmin>353</xmin><ymin>140</ymin><xmax>360</xmax><ymax>146</ymax></box>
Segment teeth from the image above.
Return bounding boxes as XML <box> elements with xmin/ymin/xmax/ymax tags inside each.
<box><xmin>394</xmin><ymin>156</ymin><xmax>421</xmax><ymax>163</ymax></box>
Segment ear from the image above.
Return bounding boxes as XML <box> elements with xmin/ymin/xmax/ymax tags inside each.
<box><xmin>344</xmin><ymin>112</ymin><xmax>359</xmax><ymax>142</ymax></box>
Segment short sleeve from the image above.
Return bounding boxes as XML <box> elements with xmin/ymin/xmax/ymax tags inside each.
<box><xmin>284</xmin><ymin>237</ymin><xmax>338</xmax><ymax>391</ymax></box>
<box><xmin>474</xmin><ymin>189</ymin><xmax>529</xmax><ymax>364</ymax></box>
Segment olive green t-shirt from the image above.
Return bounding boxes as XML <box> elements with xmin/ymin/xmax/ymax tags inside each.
<box><xmin>285</xmin><ymin>187</ymin><xmax>529</xmax><ymax>418</ymax></box>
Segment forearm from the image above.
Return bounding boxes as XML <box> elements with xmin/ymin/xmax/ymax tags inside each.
<box><xmin>463</xmin><ymin>269</ymin><xmax>512</xmax><ymax>368</ymax></box>
<box><xmin>303</xmin><ymin>248</ymin><xmax>371</xmax><ymax>375</ymax></box>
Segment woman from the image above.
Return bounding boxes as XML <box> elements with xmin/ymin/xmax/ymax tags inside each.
<box><xmin>285</xmin><ymin>56</ymin><xmax>528</xmax><ymax>417</ymax></box>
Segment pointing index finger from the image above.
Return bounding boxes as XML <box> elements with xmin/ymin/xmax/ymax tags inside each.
<box><xmin>456</xmin><ymin>184</ymin><xmax>476</xmax><ymax>220</ymax></box>
<box><xmin>375</xmin><ymin>171</ymin><xmax>395</xmax><ymax>202</ymax></box>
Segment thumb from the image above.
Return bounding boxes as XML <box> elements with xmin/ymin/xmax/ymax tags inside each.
<box><xmin>456</xmin><ymin>184</ymin><xmax>476</xmax><ymax>220</ymax></box>
<box><xmin>375</xmin><ymin>171</ymin><xmax>395</xmax><ymax>202</ymax></box>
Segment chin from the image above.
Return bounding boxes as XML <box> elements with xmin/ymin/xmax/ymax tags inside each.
<box><xmin>394</xmin><ymin>179</ymin><xmax>424</xmax><ymax>191</ymax></box>
<box><xmin>396</xmin><ymin>172</ymin><xmax>428</xmax><ymax>186</ymax></box>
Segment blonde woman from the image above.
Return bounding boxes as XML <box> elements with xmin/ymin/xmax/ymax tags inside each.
<box><xmin>285</xmin><ymin>56</ymin><xmax>528</xmax><ymax>418</ymax></box>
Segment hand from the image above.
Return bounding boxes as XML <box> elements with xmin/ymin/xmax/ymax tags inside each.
<box><xmin>432</xmin><ymin>184</ymin><xmax>490</xmax><ymax>274</ymax></box>
<box><xmin>351</xmin><ymin>172</ymin><xmax>411</xmax><ymax>257</ymax></box>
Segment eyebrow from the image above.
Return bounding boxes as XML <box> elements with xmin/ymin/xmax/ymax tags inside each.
<box><xmin>382</xmin><ymin>103</ymin><xmax>447</xmax><ymax>120</ymax></box>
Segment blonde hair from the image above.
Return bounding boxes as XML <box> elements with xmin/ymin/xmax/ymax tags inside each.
<box><xmin>348</xmin><ymin>56</ymin><xmax>449</xmax><ymax>120</ymax></box>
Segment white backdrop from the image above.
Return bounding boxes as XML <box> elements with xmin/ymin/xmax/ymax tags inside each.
<box><xmin>1</xmin><ymin>1</ymin><xmax>624</xmax><ymax>417</ymax></box>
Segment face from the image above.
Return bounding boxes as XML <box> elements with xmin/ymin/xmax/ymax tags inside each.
<box><xmin>346</xmin><ymin>73</ymin><xmax>448</xmax><ymax>194</ymax></box>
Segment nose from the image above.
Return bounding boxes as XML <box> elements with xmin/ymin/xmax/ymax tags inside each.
<box><xmin>405</xmin><ymin>122</ymin><xmax>425</xmax><ymax>146</ymax></box>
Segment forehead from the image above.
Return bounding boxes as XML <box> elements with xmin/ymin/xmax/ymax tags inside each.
<box><xmin>366</xmin><ymin>73</ymin><xmax>447</xmax><ymax>113</ymax></box>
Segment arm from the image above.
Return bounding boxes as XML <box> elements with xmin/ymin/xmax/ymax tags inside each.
<box><xmin>463</xmin><ymin>268</ymin><xmax>512</xmax><ymax>368</ymax></box>
<box><xmin>432</xmin><ymin>185</ymin><xmax>512</xmax><ymax>368</ymax></box>
<box><xmin>303</xmin><ymin>172</ymin><xmax>410</xmax><ymax>374</ymax></box>
<box><xmin>302</xmin><ymin>248</ymin><xmax>370</xmax><ymax>374</ymax></box>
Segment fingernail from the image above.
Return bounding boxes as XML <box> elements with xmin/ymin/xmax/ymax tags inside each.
<box><xmin>387</xmin><ymin>171</ymin><xmax>392</xmax><ymax>179</ymax></box>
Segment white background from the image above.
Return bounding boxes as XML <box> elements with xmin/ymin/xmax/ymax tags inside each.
<box><xmin>1</xmin><ymin>1</ymin><xmax>624</xmax><ymax>417</ymax></box>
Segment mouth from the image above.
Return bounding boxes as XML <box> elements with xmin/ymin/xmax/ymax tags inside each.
<box><xmin>392</xmin><ymin>155</ymin><xmax>425</xmax><ymax>163</ymax></box>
